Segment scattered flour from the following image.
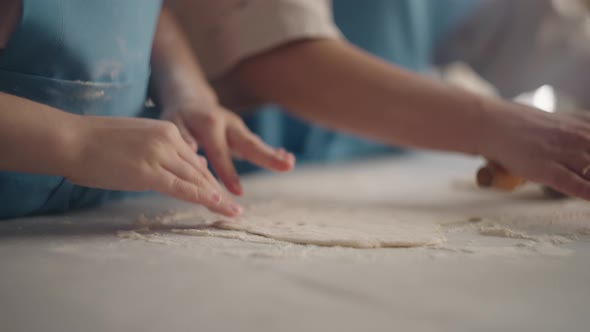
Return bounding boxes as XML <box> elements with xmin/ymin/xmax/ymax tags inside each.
<box><xmin>171</xmin><ymin>228</ymin><xmax>279</xmax><ymax>245</ymax></box>
<box><xmin>116</xmin><ymin>230</ymin><xmax>150</xmax><ymax>241</ymax></box>
<box><xmin>116</xmin><ymin>230</ymin><xmax>181</xmax><ymax>246</ymax></box>
<box><xmin>477</xmin><ymin>224</ymin><xmax>573</xmax><ymax>245</ymax></box>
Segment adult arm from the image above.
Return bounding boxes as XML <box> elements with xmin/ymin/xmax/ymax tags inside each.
<box><xmin>174</xmin><ymin>0</ymin><xmax>590</xmax><ymax>199</ymax></box>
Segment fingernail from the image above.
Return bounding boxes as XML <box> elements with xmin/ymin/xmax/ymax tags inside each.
<box><xmin>276</xmin><ymin>149</ymin><xmax>288</xmax><ymax>160</ymax></box>
<box><xmin>230</xmin><ymin>203</ymin><xmax>243</xmax><ymax>215</ymax></box>
<box><xmin>283</xmin><ymin>153</ymin><xmax>295</xmax><ymax>165</ymax></box>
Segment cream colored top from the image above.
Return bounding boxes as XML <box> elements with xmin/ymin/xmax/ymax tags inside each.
<box><xmin>169</xmin><ymin>0</ymin><xmax>341</xmax><ymax>80</ymax></box>
<box><xmin>169</xmin><ymin>0</ymin><xmax>590</xmax><ymax>108</ymax></box>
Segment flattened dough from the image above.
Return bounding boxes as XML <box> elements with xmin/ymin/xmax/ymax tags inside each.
<box><xmin>214</xmin><ymin>202</ymin><xmax>444</xmax><ymax>248</ymax></box>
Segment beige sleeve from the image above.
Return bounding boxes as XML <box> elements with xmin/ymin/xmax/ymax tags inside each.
<box><xmin>169</xmin><ymin>0</ymin><xmax>342</xmax><ymax>80</ymax></box>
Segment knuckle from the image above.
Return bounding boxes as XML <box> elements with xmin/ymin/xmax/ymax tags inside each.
<box><xmin>155</xmin><ymin>122</ymin><xmax>180</xmax><ymax>141</ymax></box>
<box><xmin>200</xmin><ymin>112</ymin><xmax>220</xmax><ymax>127</ymax></box>
<box><xmin>193</xmin><ymin>186</ymin><xmax>209</xmax><ymax>203</ymax></box>
<box><xmin>170</xmin><ymin>177</ymin><xmax>190</xmax><ymax>196</ymax></box>
<box><xmin>143</xmin><ymin>141</ymin><xmax>165</xmax><ymax>161</ymax></box>
<box><xmin>227</xmin><ymin>112</ymin><xmax>243</xmax><ymax>124</ymax></box>
<box><xmin>243</xmin><ymin>135</ymin><xmax>262</xmax><ymax>150</ymax></box>
<box><xmin>243</xmin><ymin>139</ymin><xmax>259</xmax><ymax>151</ymax></box>
<box><xmin>184</xmin><ymin>167</ymin><xmax>202</xmax><ymax>184</ymax></box>
<box><xmin>136</xmin><ymin>163</ymin><xmax>153</xmax><ymax>179</ymax></box>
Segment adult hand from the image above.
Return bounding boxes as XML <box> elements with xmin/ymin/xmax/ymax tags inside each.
<box><xmin>483</xmin><ymin>104</ymin><xmax>590</xmax><ymax>200</ymax></box>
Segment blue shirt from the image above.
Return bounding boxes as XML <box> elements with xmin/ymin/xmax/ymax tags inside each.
<box><xmin>0</xmin><ymin>0</ymin><xmax>162</xmax><ymax>219</ymax></box>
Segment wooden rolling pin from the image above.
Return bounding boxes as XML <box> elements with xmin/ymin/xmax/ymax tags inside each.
<box><xmin>476</xmin><ymin>162</ymin><xmax>525</xmax><ymax>191</ymax></box>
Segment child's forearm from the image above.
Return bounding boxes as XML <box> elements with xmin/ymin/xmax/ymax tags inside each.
<box><xmin>228</xmin><ymin>39</ymin><xmax>519</xmax><ymax>156</ymax></box>
<box><xmin>0</xmin><ymin>92</ymin><xmax>80</xmax><ymax>175</ymax></box>
<box><xmin>150</xmin><ymin>5</ymin><xmax>217</xmax><ymax>111</ymax></box>
<box><xmin>0</xmin><ymin>92</ymin><xmax>244</xmax><ymax>216</ymax></box>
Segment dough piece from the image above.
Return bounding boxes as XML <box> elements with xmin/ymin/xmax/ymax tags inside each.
<box><xmin>214</xmin><ymin>202</ymin><xmax>444</xmax><ymax>248</ymax></box>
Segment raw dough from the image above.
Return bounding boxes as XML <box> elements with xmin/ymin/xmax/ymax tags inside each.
<box><xmin>122</xmin><ymin>154</ymin><xmax>590</xmax><ymax>251</ymax></box>
<box><xmin>213</xmin><ymin>202</ymin><xmax>444</xmax><ymax>248</ymax></box>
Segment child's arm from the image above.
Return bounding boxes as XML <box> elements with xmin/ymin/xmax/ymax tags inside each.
<box><xmin>0</xmin><ymin>92</ymin><xmax>78</xmax><ymax>175</ymax></box>
<box><xmin>0</xmin><ymin>92</ymin><xmax>242</xmax><ymax>216</ymax></box>
<box><xmin>226</xmin><ymin>39</ymin><xmax>590</xmax><ymax>200</ymax></box>
<box><xmin>149</xmin><ymin>5</ymin><xmax>294</xmax><ymax>196</ymax></box>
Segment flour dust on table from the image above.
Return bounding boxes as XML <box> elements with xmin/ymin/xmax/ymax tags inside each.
<box><xmin>213</xmin><ymin>201</ymin><xmax>445</xmax><ymax>248</ymax></box>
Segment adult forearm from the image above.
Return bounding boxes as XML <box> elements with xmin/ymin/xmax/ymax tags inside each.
<box><xmin>229</xmin><ymin>39</ymin><xmax>512</xmax><ymax>156</ymax></box>
<box><xmin>0</xmin><ymin>92</ymin><xmax>79</xmax><ymax>175</ymax></box>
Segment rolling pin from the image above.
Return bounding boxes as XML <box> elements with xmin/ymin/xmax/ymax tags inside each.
<box><xmin>476</xmin><ymin>162</ymin><xmax>525</xmax><ymax>191</ymax></box>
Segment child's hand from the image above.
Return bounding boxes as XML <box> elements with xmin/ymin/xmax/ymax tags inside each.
<box><xmin>161</xmin><ymin>103</ymin><xmax>295</xmax><ymax>195</ymax></box>
<box><xmin>66</xmin><ymin>116</ymin><xmax>242</xmax><ymax>216</ymax></box>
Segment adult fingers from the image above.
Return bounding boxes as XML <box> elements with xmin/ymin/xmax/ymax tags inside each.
<box><xmin>559</xmin><ymin>151</ymin><xmax>590</xmax><ymax>180</ymax></box>
<box><xmin>566</xmin><ymin>112</ymin><xmax>590</xmax><ymax>126</ymax></box>
<box><xmin>544</xmin><ymin>162</ymin><xmax>590</xmax><ymax>201</ymax></box>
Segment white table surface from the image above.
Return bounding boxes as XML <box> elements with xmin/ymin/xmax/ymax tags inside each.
<box><xmin>1</xmin><ymin>153</ymin><xmax>589</xmax><ymax>332</ymax></box>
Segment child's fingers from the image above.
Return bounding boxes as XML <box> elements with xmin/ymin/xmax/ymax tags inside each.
<box><xmin>187</xmin><ymin>112</ymin><xmax>244</xmax><ymax>196</ymax></box>
<box><xmin>155</xmin><ymin>166</ymin><xmax>241</xmax><ymax>217</ymax></box>
<box><xmin>176</xmin><ymin>145</ymin><xmax>228</xmax><ymax>201</ymax></box>
<box><xmin>170</xmin><ymin>117</ymin><xmax>198</xmax><ymax>152</ymax></box>
<box><xmin>198</xmin><ymin>155</ymin><xmax>208</xmax><ymax>168</ymax></box>
<box><xmin>162</xmin><ymin>156</ymin><xmax>206</xmax><ymax>187</ymax></box>
<box><xmin>161</xmin><ymin>155</ymin><xmax>222</xmax><ymax>200</ymax></box>
<box><xmin>228</xmin><ymin>126</ymin><xmax>295</xmax><ymax>172</ymax></box>
<box><xmin>201</xmin><ymin>128</ymin><xmax>243</xmax><ymax>196</ymax></box>
<box><xmin>171</xmin><ymin>153</ymin><xmax>242</xmax><ymax>216</ymax></box>
<box><xmin>205</xmin><ymin>145</ymin><xmax>242</xmax><ymax>196</ymax></box>
<box><xmin>177</xmin><ymin>144</ymin><xmax>213</xmax><ymax>179</ymax></box>
<box><xmin>155</xmin><ymin>167</ymin><xmax>220</xmax><ymax>207</ymax></box>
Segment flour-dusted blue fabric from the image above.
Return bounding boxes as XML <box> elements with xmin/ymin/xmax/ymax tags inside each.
<box><xmin>0</xmin><ymin>0</ymin><xmax>162</xmax><ymax>219</ymax></box>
